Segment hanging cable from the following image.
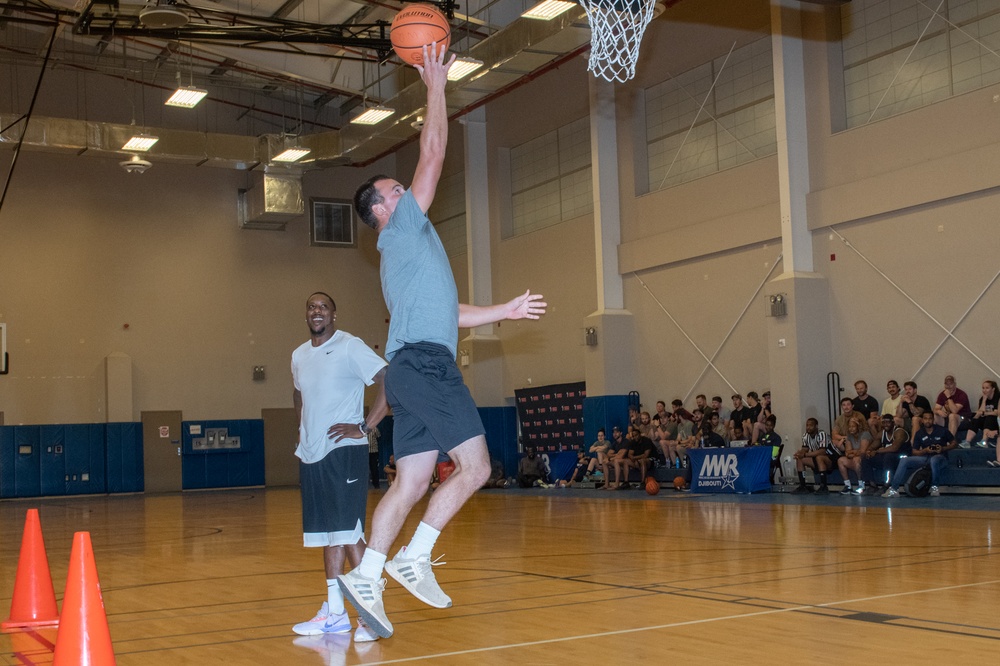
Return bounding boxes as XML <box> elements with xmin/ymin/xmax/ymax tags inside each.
<box><xmin>0</xmin><ymin>25</ymin><xmax>58</xmax><ymax>218</ymax></box>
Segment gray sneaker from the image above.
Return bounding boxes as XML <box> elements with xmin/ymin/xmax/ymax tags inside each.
<box><xmin>385</xmin><ymin>549</ymin><xmax>452</xmax><ymax>609</ymax></box>
<box><xmin>337</xmin><ymin>570</ymin><xmax>393</xmax><ymax>638</ymax></box>
<box><xmin>882</xmin><ymin>487</ymin><xmax>899</xmax><ymax>498</ymax></box>
<box><xmin>929</xmin><ymin>485</ymin><xmax>940</xmax><ymax>497</ymax></box>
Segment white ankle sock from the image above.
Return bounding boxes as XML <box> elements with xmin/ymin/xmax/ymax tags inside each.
<box><xmin>405</xmin><ymin>522</ymin><xmax>440</xmax><ymax>559</ymax></box>
<box><xmin>357</xmin><ymin>549</ymin><xmax>387</xmax><ymax>580</ymax></box>
<box><xmin>327</xmin><ymin>578</ymin><xmax>345</xmax><ymax>615</ymax></box>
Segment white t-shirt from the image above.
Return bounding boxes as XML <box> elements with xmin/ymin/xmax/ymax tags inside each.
<box><xmin>291</xmin><ymin>330</ymin><xmax>387</xmax><ymax>464</ymax></box>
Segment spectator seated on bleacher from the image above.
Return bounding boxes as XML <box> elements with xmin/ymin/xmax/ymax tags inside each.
<box><xmin>791</xmin><ymin>418</ymin><xmax>833</xmax><ymax>494</ymax></box>
<box><xmin>933</xmin><ymin>374</ymin><xmax>973</xmax><ymax>438</ymax></box>
<box><xmin>964</xmin><ymin>380</ymin><xmax>999</xmax><ymax>461</ymax></box>
<box><xmin>604</xmin><ymin>427</ymin><xmax>628</xmax><ymax>490</ymax></box>
<box><xmin>710</xmin><ymin>412</ymin><xmax>729</xmax><ymax>445</ymax></box>
<box><xmin>585</xmin><ymin>428</ymin><xmax>611</xmax><ymax>479</ymax></box>
<box><xmin>882</xmin><ymin>412</ymin><xmax>956</xmax><ymax>498</ymax></box>
<box><xmin>883</xmin><ymin>380</ymin><xmax>903</xmax><ymax>424</ymax></box>
<box><xmin>899</xmin><ymin>381</ymin><xmax>932</xmax><ymax>442</ymax></box>
<box><xmin>852</xmin><ymin>379</ymin><xmax>880</xmax><ymax>419</ymax></box>
<box><xmin>702</xmin><ymin>417</ymin><xmax>727</xmax><ymax>448</ymax></box>
<box><xmin>750</xmin><ymin>391</ymin><xmax>772</xmax><ymax>444</ymax></box>
<box><xmin>861</xmin><ymin>413</ymin><xmax>909</xmax><ymax>493</ymax></box>
<box><xmin>743</xmin><ymin>392</ymin><xmax>763</xmax><ymax>443</ymax></box>
<box><xmin>837</xmin><ymin>418</ymin><xmax>871</xmax><ymax>495</ymax></box>
<box><xmin>622</xmin><ymin>426</ymin><xmax>656</xmax><ymax>488</ymax></box>
<box><xmin>656</xmin><ymin>413</ymin><xmax>680</xmax><ymax>467</ymax></box>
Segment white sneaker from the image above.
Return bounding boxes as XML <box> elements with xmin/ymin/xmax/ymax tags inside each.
<box><xmin>882</xmin><ymin>487</ymin><xmax>900</xmax><ymax>498</ymax></box>
<box><xmin>337</xmin><ymin>570</ymin><xmax>393</xmax><ymax>639</ymax></box>
<box><xmin>851</xmin><ymin>482</ymin><xmax>865</xmax><ymax>495</ymax></box>
<box><xmin>385</xmin><ymin>548</ymin><xmax>452</xmax><ymax>609</ymax></box>
<box><xmin>929</xmin><ymin>485</ymin><xmax>940</xmax><ymax>497</ymax></box>
<box><xmin>292</xmin><ymin>602</ymin><xmax>352</xmax><ymax>636</ymax></box>
<box><xmin>354</xmin><ymin>617</ymin><xmax>379</xmax><ymax>643</ymax></box>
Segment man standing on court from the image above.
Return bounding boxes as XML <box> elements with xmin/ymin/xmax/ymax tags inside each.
<box><xmin>291</xmin><ymin>291</ymin><xmax>388</xmax><ymax>642</ymax></box>
<box><xmin>339</xmin><ymin>43</ymin><xmax>546</xmax><ymax>639</ymax></box>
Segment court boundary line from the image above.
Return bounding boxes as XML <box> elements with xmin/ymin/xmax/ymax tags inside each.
<box><xmin>367</xmin><ymin>578</ymin><xmax>1000</xmax><ymax>664</ymax></box>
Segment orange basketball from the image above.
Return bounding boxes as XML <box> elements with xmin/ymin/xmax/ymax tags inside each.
<box><xmin>645</xmin><ymin>477</ymin><xmax>660</xmax><ymax>495</ymax></box>
<box><xmin>673</xmin><ymin>476</ymin><xmax>686</xmax><ymax>491</ymax></box>
<box><xmin>390</xmin><ymin>4</ymin><xmax>451</xmax><ymax>66</ymax></box>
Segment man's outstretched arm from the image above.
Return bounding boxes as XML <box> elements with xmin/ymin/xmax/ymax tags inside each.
<box><xmin>458</xmin><ymin>290</ymin><xmax>547</xmax><ymax>329</ymax></box>
<box><xmin>411</xmin><ymin>42</ymin><xmax>456</xmax><ymax>213</ymax></box>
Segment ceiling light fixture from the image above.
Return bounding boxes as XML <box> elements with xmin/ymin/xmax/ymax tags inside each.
<box><xmin>122</xmin><ymin>133</ymin><xmax>159</xmax><ymax>151</ymax></box>
<box><xmin>521</xmin><ymin>0</ymin><xmax>576</xmax><ymax>20</ymax></box>
<box><xmin>351</xmin><ymin>106</ymin><xmax>395</xmax><ymax>125</ymax></box>
<box><xmin>139</xmin><ymin>0</ymin><xmax>190</xmax><ymax>29</ymax></box>
<box><xmin>447</xmin><ymin>57</ymin><xmax>484</xmax><ymax>81</ymax></box>
<box><xmin>273</xmin><ymin>147</ymin><xmax>311</xmax><ymax>163</ymax></box>
<box><xmin>165</xmin><ymin>86</ymin><xmax>208</xmax><ymax>108</ymax></box>
<box><xmin>119</xmin><ymin>154</ymin><xmax>153</xmax><ymax>174</ymax></box>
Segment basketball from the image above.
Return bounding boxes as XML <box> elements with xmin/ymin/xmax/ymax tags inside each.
<box><xmin>673</xmin><ymin>476</ymin><xmax>686</xmax><ymax>491</ymax></box>
<box><xmin>645</xmin><ymin>477</ymin><xmax>660</xmax><ymax>495</ymax></box>
<box><xmin>390</xmin><ymin>4</ymin><xmax>451</xmax><ymax>66</ymax></box>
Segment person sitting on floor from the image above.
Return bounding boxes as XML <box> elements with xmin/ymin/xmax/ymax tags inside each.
<box><xmin>557</xmin><ymin>450</ymin><xmax>591</xmax><ymax>488</ymax></box>
<box><xmin>517</xmin><ymin>446</ymin><xmax>550</xmax><ymax>488</ymax></box>
<box><xmin>882</xmin><ymin>412</ymin><xmax>956</xmax><ymax>498</ymax></box>
<box><xmin>383</xmin><ymin>454</ymin><xmax>397</xmax><ymax>486</ymax></box>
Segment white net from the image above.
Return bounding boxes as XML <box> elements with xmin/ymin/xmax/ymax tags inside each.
<box><xmin>579</xmin><ymin>0</ymin><xmax>658</xmax><ymax>83</ymax></box>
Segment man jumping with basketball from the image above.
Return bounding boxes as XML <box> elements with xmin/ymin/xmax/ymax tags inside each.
<box><xmin>338</xmin><ymin>43</ymin><xmax>547</xmax><ymax>639</ymax></box>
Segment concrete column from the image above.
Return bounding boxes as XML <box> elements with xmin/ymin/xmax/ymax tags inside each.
<box><xmin>459</xmin><ymin>106</ymin><xmax>504</xmax><ymax>406</ymax></box>
<box><xmin>772</xmin><ymin>0</ymin><xmax>813</xmax><ymax>274</ymax></box>
<box><xmin>584</xmin><ymin>77</ymin><xmax>635</xmax><ymax>395</ymax></box>
<box><xmin>767</xmin><ymin>1</ymin><xmax>831</xmax><ymax>448</ymax></box>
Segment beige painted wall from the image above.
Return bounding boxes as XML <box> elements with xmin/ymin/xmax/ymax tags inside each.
<box><xmin>0</xmin><ymin>152</ymin><xmax>392</xmax><ymax>424</ymax></box>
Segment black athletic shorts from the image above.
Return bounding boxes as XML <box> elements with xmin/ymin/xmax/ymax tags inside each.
<box><xmin>300</xmin><ymin>445</ymin><xmax>368</xmax><ymax>547</ymax></box>
<box><xmin>385</xmin><ymin>342</ymin><xmax>486</xmax><ymax>460</ymax></box>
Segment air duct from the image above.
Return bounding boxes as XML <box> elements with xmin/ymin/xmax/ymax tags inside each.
<box><xmin>237</xmin><ymin>172</ymin><xmax>304</xmax><ymax>231</ymax></box>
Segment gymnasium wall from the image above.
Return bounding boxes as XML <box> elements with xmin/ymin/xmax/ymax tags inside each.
<box><xmin>4</xmin><ymin>0</ymin><xmax>999</xmax><ymax>453</ymax></box>
<box><xmin>469</xmin><ymin>2</ymin><xmax>1000</xmax><ymax>442</ymax></box>
<box><xmin>0</xmin><ymin>151</ymin><xmax>392</xmax><ymax>426</ymax></box>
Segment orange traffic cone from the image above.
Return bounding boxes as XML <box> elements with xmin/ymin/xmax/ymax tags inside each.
<box><xmin>52</xmin><ymin>532</ymin><xmax>116</xmax><ymax>666</ymax></box>
<box><xmin>2</xmin><ymin>508</ymin><xmax>60</xmax><ymax>630</ymax></box>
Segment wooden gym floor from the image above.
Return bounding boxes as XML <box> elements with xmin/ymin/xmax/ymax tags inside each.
<box><xmin>2</xmin><ymin>486</ymin><xmax>999</xmax><ymax>664</ymax></box>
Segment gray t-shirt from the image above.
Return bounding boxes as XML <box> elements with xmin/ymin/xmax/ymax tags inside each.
<box><xmin>378</xmin><ymin>190</ymin><xmax>459</xmax><ymax>359</ymax></box>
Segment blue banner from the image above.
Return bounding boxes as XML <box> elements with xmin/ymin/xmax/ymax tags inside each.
<box><xmin>689</xmin><ymin>446</ymin><xmax>772</xmax><ymax>494</ymax></box>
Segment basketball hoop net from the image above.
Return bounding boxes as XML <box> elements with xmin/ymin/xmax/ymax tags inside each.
<box><xmin>579</xmin><ymin>0</ymin><xmax>658</xmax><ymax>83</ymax></box>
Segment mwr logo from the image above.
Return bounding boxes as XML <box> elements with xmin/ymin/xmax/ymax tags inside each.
<box><xmin>698</xmin><ymin>453</ymin><xmax>740</xmax><ymax>490</ymax></box>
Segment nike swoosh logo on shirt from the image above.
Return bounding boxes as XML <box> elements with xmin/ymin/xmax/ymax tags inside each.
<box><xmin>346</xmin><ymin>478</ymin><xmax>358</xmax><ymax>484</ymax></box>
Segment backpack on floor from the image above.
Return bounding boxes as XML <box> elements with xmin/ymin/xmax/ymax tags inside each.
<box><xmin>905</xmin><ymin>466</ymin><xmax>933</xmax><ymax>497</ymax></box>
